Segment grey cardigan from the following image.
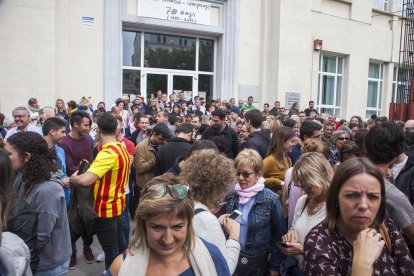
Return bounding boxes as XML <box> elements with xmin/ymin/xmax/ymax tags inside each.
<box><xmin>25</xmin><ymin>177</ymin><xmax>71</xmax><ymax>270</ymax></box>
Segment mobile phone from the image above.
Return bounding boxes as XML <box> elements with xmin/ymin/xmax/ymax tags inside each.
<box><xmin>228</xmin><ymin>210</ymin><xmax>242</xmax><ymax>221</ymax></box>
<box><xmin>277</xmin><ymin>241</ymin><xmax>290</xmax><ymax>247</ymax></box>
<box><xmin>78</xmin><ymin>160</ymin><xmax>90</xmax><ymax>175</ymax></box>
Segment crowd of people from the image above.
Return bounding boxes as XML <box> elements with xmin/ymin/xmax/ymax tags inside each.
<box><xmin>0</xmin><ymin>92</ymin><xmax>414</xmax><ymax>276</ymax></box>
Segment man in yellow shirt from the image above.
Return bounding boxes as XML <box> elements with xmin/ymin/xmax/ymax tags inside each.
<box><xmin>69</xmin><ymin>113</ymin><xmax>131</xmax><ymax>271</ymax></box>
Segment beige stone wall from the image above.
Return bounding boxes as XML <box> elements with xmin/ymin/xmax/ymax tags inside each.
<box><xmin>0</xmin><ymin>0</ymin><xmax>104</xmax><ymax>117</ymax></box>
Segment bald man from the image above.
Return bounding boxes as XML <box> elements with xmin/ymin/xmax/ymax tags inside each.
<box><xmin>405</xmin><ymin>119</ymin><xmax>414</xmax><ymax>129</ymax></box>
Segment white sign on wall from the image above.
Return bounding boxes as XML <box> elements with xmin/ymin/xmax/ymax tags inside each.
<box><xmin>138</xmin><ymin>0</ymin><xmax>212</xmax><ymax>25</ymax></box>
<box><xmin>285</xmin><ymin>92</ymin><xmax>301</xmax><ymax>110</ymax></box>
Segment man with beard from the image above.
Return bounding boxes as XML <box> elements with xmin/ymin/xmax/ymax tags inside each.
<box><xmin>201</xmin><ymin>109</ymin><xmax>239</xmax><ymax>159</ymax></box>
<box><xmin>42</xmin><ymin>117</ymin><xmax>71</xmax><ymax>207</ymax></box>
<box><xmin>4</xmin><ymin>106</ymin><xmax>42</xmax><ymax>140</ymax></box>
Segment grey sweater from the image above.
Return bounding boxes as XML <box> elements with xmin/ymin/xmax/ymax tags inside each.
<box><xmin>25</xmin><ymin>176</ymin><xmax>71</xmax><ymax>270</ymax></box>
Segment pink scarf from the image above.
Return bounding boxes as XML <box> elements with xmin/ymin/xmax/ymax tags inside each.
<box><xmin>235</xmin><ymin>177</ymin><xmax>265</xmax><ymax>204</ymax></box>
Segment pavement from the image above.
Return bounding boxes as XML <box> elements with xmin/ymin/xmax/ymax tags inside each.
<box><xmin>68</xmin><ymin>235</ymin><xmax>105</xmax><ymax>276</ymax></box>
<box><xmin>68</xmin><ymin>219</ymin><xmax>135</xmax><ymax>276</ymax></box>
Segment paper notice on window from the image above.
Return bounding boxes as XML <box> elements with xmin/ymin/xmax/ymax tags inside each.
<box><xmin>138</xmin><ymin>0</ymin><xmax>211</xmax><ymax>25</ymax></box>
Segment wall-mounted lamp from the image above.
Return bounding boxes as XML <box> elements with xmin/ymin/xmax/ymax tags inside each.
<box><xmin>314</xmin><ymin>39</ymin><xmax>323</xmax><ymax>51</ymax></box>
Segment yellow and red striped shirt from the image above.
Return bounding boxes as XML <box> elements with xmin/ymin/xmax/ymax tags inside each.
<box><xmin>88</xmin><ymin>142</ymin><xmax>131</xmax><ymax>218</ymax></box>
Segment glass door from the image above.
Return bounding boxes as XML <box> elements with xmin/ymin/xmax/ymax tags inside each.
<box><xmin>142</xmin><ymin>71</ymin><xmax>197</xmax><ymax>102</ymax></box>
<box><xmin>172</xmin><ymin>74</ymin><xmax>194</xmax><ymax>102</ymax></box>
<box><xmin>145</xmin><ymin>73</ymin><xmax>168</xmax><ymax>100</ymax></box>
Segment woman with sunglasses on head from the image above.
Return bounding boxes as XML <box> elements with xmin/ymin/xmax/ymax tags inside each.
<box><xmin>181</xmin><ymin>149</ymin><xmax>241</xmax><ymax>274</ymax></box>
<box><xmin>263</xmin><ymin>126</ymin><xmax>295</xmax><ymax>193</ymax></box>
<box><xmin>223</xmin><ymin>149</ymin><xmax>286</xmax><ymax>276</ymax></box>
<box><xmin>278</xmin><ymin>152</ymin><xmax>333</xmax><ymax>275</ymax></box>
<box><xmin>328</xmin><ymin>130</ymin><xmax>349</xmax><ymax>167</ymax></box>
<box><xmin>304</xmin><ymin>158</ymin><xmax>414</xmax><ymax>275</ymax></box>
<box><xmin>109</xmin><ymin>173</ymin><xmax>230</xmax><ymax>276</ymax></box>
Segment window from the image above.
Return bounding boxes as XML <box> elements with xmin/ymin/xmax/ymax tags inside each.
<box><xmin>373</xmin><ymin>0</ymin><xmax>388</xmax><ymax>11</ymax></box>
<box><xmin>122</xmin><ymin>31</ymin><xmax>215</xmax><ymax>101</ymax></box>
<box><xmin>366</xmin><ymin>63</ymin><xmax>384</xmax><ymax>119</ymax></box>
<box><xmin>317</xmin><ymin>54</ymin><xmax>343</xmax><ymax>117</ymax></box>
<box><xmin>392</xmin><ymin>67</ymin><xmax>411</xmax><ymax>103</ymax></box>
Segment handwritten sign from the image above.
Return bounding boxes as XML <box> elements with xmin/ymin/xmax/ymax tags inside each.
<box><xmin>138</xmin><ymin>0</ymin><xmax>211</xmax><ymax>25</ymax></box>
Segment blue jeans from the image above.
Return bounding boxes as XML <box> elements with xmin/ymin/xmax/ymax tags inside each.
<box><xmin>121</xmin><ymin>194</ymin><xmax>130</xmax><ymax>245</ymax></box>
<box><xmin>95</xmin><ymin>216</ymin><xmax>126</xmax><ymax>269</ymax></box>
<box><xmin>35</xmin><ymin>259</ymin><xmax>69</xmax><ymax>276</ymax></box>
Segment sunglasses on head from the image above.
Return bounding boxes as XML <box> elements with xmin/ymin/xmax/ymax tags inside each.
<box><xmin>144</xmin><ymin>184</ymin><xmax>189</xmax><ymax>200</ymax></box>
<box><xmin>337</xmin><ymin>137</ymin><xmax>349</xmax><ymax>141</ymax></box>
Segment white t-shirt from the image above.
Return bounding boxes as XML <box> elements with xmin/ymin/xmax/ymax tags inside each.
<box><xmin>291</xmin><ymin>195</ymin><xmax>326</xmax><ymax>268</ymax></box>
<box><xmin>393</xmin><ymin>157</ymin><xmax>408</xmax><ymax>180</ymax></box>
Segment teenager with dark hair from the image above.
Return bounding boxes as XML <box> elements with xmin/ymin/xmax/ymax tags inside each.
<box><xmin>60</xmin><ymin>110</ymin><xmax>95</xmax><ymax>269</ymax></box>
<box><xmin>201</xmin><ymin>109</ymin><xmax>239</xmax><ymax>159</ymax></box>
<box><xmin>244</xmin><ymin>109</ymin><xmax>271</xmax><ymax>159</ymax></box>
<box><xmin>365</xmin><ymin>122</ymin><xmax>414</xmax><ymax>255</ymax></box>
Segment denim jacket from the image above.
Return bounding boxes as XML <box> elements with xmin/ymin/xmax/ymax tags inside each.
<box><xmin>224</xmin><ymin>188</ymin><xmax>286</xmax><ymax>269</ymax></box>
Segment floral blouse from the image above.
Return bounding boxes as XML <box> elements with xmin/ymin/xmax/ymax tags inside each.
<box><xmin>304</xmin><ymin>219</ymin><xmax>414</xmax><ymax>275</ymax></box>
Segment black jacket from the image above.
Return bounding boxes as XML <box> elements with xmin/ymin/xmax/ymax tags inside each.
<box><xmin>246</xmin><ymin>129</ymin><xmax>271</xmax><ymax>159</ymax></box>
<box><xmin>394</xmin><ymin>155</ymin><xmax>414</xmax><ymax>205</ymax></box>
<box><xmin>155</xmin><ymin>137</ymin><xmax>192</xmax><ymax>175</ymax></box>
<box><xmin>201</xmin><ymin>124</ymin><xmax>240</xmax><ymax>159</ymax></box>
<box><xmin>7</xmin><ymin>198</ymin><xmax>39</xmax><ymax>273</ymax></box>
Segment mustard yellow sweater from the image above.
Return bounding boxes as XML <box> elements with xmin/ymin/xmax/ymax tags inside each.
<box><xmin>263</xmin><ymin>154</ymin><xmax>291</xmax><ymax>191</ymax></box>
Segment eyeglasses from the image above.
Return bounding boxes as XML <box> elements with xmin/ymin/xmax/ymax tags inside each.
<box><xmin>337</xmin><ymin>137</ymin><xmax>349</xmax><ymax>141</ymax></box>
<box><xmin>144</xmin><ymin>184</ymin><xmax>189</xmax><ymax>199</ymax></box>
<box><xmin>236</xmin><ymin>171</ymin><xmax>255</xmax><ymax>178</ymax></box>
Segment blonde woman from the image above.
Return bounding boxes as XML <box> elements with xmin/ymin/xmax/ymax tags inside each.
<box><xmin>55</xmin><ymin>99</ymin><xmax>69</xmax><ymax>122</ymax></box>
<box><xmin>278</xmin><ymin>152</ymin><xmax>333</xmax><ymax>272</ymax></box>
<box><xmin>109</xmin><ymin>174</ymin><xmax>230</xmax><ymax>276</ymax></box>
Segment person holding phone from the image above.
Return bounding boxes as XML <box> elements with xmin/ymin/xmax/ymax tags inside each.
<box><xmin>223</xmin><ymin>149</ymin><xmax>286</xmax><ymax>276</ymax></box>
<box><xmin>181</xmin><ymin>149</ymin><xmax>241</xmax><ymax>274</ymax></box>
<box><xmin>278</xmin><ymin>152</ymin><xmax>333</xmax><ymax>274</ymax></box>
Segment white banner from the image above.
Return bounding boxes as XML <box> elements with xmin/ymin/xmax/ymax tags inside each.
<box><xmin>138</xmin><ymin>0</ymin><xmax>212</xmax><ymax>25</ymax></box>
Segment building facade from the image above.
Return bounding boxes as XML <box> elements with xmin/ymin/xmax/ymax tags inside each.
<box><xmin>0</xmin><ymin>0</ymin><xmax>407</xmax><ymax>120</ymax></box>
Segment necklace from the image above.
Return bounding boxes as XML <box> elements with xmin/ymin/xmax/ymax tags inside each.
<box><xmin>307</xmin><ymin>199</ymin><xmax>324</xmax><ymax>216</ymax></box>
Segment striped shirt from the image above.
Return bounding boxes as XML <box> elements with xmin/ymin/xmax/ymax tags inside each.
<box><xmin>88</xmin><ymin>142</ymin><xmax>131</xmax><ymax>218</ymax></box>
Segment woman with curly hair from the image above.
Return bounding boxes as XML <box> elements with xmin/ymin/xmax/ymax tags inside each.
<box><xmin>5</xmin><ymin>132</ymin><xmax>71</xmax><ymax>275</ymax></box>
<box><xmin>181</xmin><ymin>149</ymin><xmax>240</xmax><ymax>274</ymax></box>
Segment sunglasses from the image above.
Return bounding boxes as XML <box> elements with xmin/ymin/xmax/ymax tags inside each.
<box><xmin>337</xmin><ymin>137</ymin><xmax>349</xmax><ymax>141</ymax></box>
<box><xmin>236</xmin><ymin>171</ymin><xmax>254</xmax><ymax>178</ymax></box>
<box><xmin>144</xmin><ymin>184</ymin><xmax>189</xmax><ymax>200</ymax></box>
